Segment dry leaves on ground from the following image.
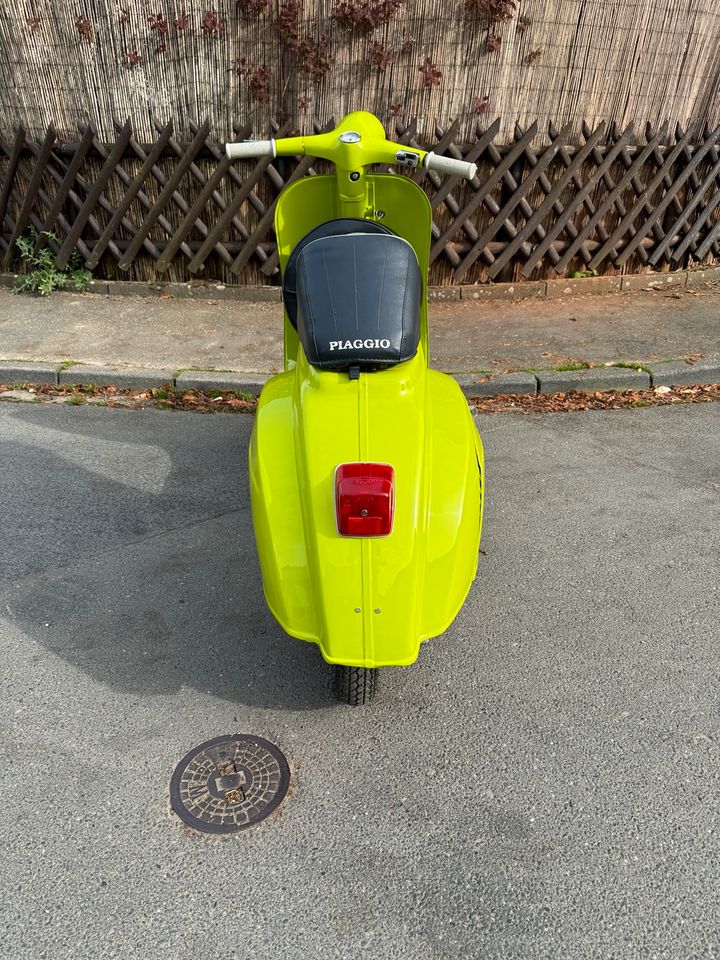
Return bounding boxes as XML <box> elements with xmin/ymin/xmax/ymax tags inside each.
<box><xmin>471</xmin><ymin>383</ymin><xmax>720</xmax><ymax>413</ymax></box>
<box><xmin>1</xmin><ymin>382</ymin><xmax>719</xmax><ymax>415</ymax></box>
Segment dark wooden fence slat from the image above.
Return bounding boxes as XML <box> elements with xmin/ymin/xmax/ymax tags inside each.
<box><xmin>477</xmin><ymin>139</ymin><xmax>541</xmax><ymax>263</ymax></box>
<box><xmin>113</xmin><ymin>123</ymin><xmax>197</xmax><ymax>265</ymax></box>
<box><xmin>630</xmin><ymin>127</ymin><xmax>678</xmax><ymax>261</ymax></box>
<box><xmin>221</xmin><ymin>154</ymin><xmax>275</xmax><ymax>219</ymax></box>
<box><xmin>456</xmin><ymin>123</ymin><xmax>572</xmax><ymax>281</ymax></box>
<box><xmin>33</xmin><ymin>124</ymin><xmax>96</xmax><ymax>254</ymax></box>
<box><xmin>118</xmin><ymin>119</ymin><xmax>210</xmax><ymax>270</ymax></box>
<box><xmin>604</xmin><ymin>135</ymin><xmax>651</xmax><ymax>266</ymax></box>
<box><xmin>229</xmin><ymin>147</ymin><xmax>320</xmax><ymax>275</ymax></box>
<box><xmin>404</xmin><ymin>127</ymin><xmax>493</xmax><ymax>266</ymax></box>
<box><xmin>672</xmin><ymin>126</ymin><xmax>720</xmax><ymax>259</ymax></box>
<box><xmin>615</xmin><ymin>130</ymin><xmax>717</xmax><ymax>267</ymax></box>
<box><xmin>188</xmin><ymin>118</ymin><xmax>271</xmax><ymax>267</ymax></box>
<box><xmin>578</xmin><ymin>120</ymin><xmax>625</xmax><ymax>262</ymax></box>
<box><xmin>155</xmin><ymin>154</ymin><xmax>234</xmax><ymax>273</ymax></box>
<box><xmin>36</xmin><ymin>186</ymin><xmax>94</xmax><ymax>259</ymax></box>
<box><xmin>233</xmin><ymin>120</ymin><xmax>336</xmax><ymax>277</ymax></box>
<box><xmin>578</xmin><ymin>123</ymin><xmax>621</xmax><ymax>260</ymax></box>
<box><xmin>257</xmin><ymin>152</ymin><xmax>331</xmax><ymax>277</ymax></box>
<box><xmin>547</xmin><ymin>123</ymin><xmax>659</xmax><ymax>275</ymax></box>
<box><xmin>531</xmin><ymin>121</ymin><xmax>613</xmax><ymax>266</ymax></box>
<box><xmin>433</xmin><ymin>227</ymin><xmax>462</xmax><ymax>267</ymax></box>
<box><xmin>36</xmin><ymin>154</ymin><xmax>118</xmax><ymax>256</ymax></box>
<box><xmin>3</xmin><ymin>116</ymin><xmax>720</xmax><ymax>285</ymax></box>
<box><xmin>86</xmin><ymin>122</ymin><xmax>174</xmax><ymax>269</ymax></box>
<box><xmin>188</xmin><ymin>149</ymin><xmax>283</xmax><ymax>273</ymax></box>
<box><xmin>0</xmin><ymin>127</ymin><xmax>26</xmax><ymax>234</ymax></box>
<box><xmin>187</xmin><ymin>118</ymin><xmax>293</xmax><ymax>271</ymax></box>
<box><xmin>649</xmin><ymin>129</ymin><xmax>698</xmax><ymax>261</ymax></box>
<box><xmin>489</xmin><ymin>123</ymin><xmax>606</xmax><ymax>279</ymax></box>
<box><xmin>653</xmin><ymin>123</ymin><xmax>719</xmax><ymax>259</ymax></box>
<box><xmin>151</xmin><ymin>121</ymin><xmax>233</xmax><ymax>265</ymax></box>
<box><xmin>694</xmin><ymin>206</ymin><xmax>720</xmax><ymax>261</ymax></box>
<box><xmin>525</xmin><ymin>124</ymin><xmax>637</xmax><ymax>276</ymax></box>
<box><xmin>648</xmin><ymin>152</ymin><xmax>720</xmax><ymax>265</ymax></box>
<box><xmin>4</xmin><ymin>125</ymin><xmax>56</xmax><ymax>267</ymax></box>
<box><xmin>589</xmin><ymin>124</ymin><xmax>696</xmax><ymax>270</ymax></box>
<box><xmin>50</xmin><ymin>146</ymin><xmax>160</xmax><ymax>262</ymax></box>
<box><xmin>55</xmin><ymin>120</ymin><xmax>133</xmax><ymax>269</ymax></box>
<box><xmin>429</xmin><ymin>122</ymin><xmax>539</xmax><ymax>264</ymax></box>
<box><xmin>595</xmin><ymin>124</ymin><xmax>673</xmax><ymax>268</ymax></box>
<box><xmin>429</xmin><ymin>123</ymin><xmax>535</xmax><ymax>267</ymax></box>
<box><xmin>0</xmin><ymin>185</ymin><xmax>43</xmax><ymax>251</ymax></box>
<box><xmin>430</xmin><ymin>119</ymin><xmax>501</xmax><ymax>212</ymax></box>
<box><xmin>672</xmin><ymin>184</ymin><xmax>720</xmax><ymax>262</ymax></box>
<box><xmin>528</xmin><ymin>137</ymin><xmax>593</xmax><ymax>267</ymax></box>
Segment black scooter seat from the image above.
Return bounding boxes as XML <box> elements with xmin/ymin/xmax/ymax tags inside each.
<box><xmin>292</xmin><ymin>230</ymin><xmax>422</xmax><ymax>373</ymax></box>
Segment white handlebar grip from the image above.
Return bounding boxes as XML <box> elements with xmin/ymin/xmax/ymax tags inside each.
<box><xmin>424</xmin><ymin>151</ymin><xmax>478</xmax><ymax>180</ymax></box>
<box><xmin>225</xmin><ymin>139</ymin><xmax>276</xmax><ymax>159</ymax></box>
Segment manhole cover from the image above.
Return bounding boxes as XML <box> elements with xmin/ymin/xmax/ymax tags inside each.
<box><xmin>170</xmin><ymin>734</ymin><xmax>290</xmax><ymax>834</ymax></box>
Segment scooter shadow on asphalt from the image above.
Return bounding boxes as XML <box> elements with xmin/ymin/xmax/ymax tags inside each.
<box><xmin>2</xmin><ymin>406</ymin><xmax>334</xmax><ymax>712</ymax></box>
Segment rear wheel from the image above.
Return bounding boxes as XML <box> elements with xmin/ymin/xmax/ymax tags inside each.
<box><xmin>334</xmin><ymin>665</ymin><xmax>377</xmax><ymax>706</ymax></box>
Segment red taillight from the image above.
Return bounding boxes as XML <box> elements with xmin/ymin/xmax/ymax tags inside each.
<box><xmin>335</xmin><ymin>463</ymin><xmax>395</xmax><ymax>537</ymax></box>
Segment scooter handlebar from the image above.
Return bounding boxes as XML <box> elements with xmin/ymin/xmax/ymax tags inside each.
<box><xmin>225</xmin><ymin>136</ymin><xmax>477</xmax><ymax>181</ymax></box>
<box><xmin>225</xmin><ymin>139</ymin><xmax>276</xmax><ymax>159</ymax></box>
<box><xmin>423</xmin><ymin>151</ymin><xmax>477</xmax><ymax>180</ymax></box>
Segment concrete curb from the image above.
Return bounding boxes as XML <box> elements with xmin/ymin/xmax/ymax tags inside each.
<box><xmin>3</xmin><ymin>266</ymin><xmax>720</xmax><ymax>304</ymax></box>
<box><xmin>58</xmin><ymin>364</ymin><xmax>173</xmax><ymax>390</ymax></box>
<box><xmin>174</xmin><ymin>370</ymin><xmax>269</xmax><ymax>394</ymax></box>
<box><xmin>2</xmin><ymin>359</ymin><xmax>719</xmax><ymax>398</ymax></box>
<box><xmin>534</xmin><ymin>366</ymin><xmax>651</xmax><ymax>394</ymax></box>
<box><xmin>455</xmin><ymin>372</ymin><xmax>537</xmax><ymax>398</ymax></box>
<box><xmin>0</xmin><ymin>361</ymin><xmax>62</xmax><ymax>386</ymax></box>
<box><xmin>645</xmin><ymin>359</ymin><xmax>720</xmax><ymax>386</ymax></box>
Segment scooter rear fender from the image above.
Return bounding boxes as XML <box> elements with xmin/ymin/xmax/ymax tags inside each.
<box><xmin>249</xmin><ymin>349</ymin><xmax>484</xmax><ymax>667</ymax></box>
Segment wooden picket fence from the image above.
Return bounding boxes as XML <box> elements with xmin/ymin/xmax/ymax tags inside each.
<box><xmin>2</xmin><ymin>117</ymin><xmax>720</xmax><ymax>287</ymax></box>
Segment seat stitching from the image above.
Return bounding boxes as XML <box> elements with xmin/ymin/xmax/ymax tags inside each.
<box><xmin>399</xmin><ymin>245</ymin><xmax>411</xmax><ymax>360</ymax></box>
<box><xmin>377</xmin><ymin>239</ymin><xmax>387</xmax><ymax>334</ymax></box>
<box><xmin>354</xmin><ymin>240</ymin><xmax>359</xmax><ymax>334</ymax></box>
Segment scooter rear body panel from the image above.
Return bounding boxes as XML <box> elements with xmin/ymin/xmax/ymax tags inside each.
<box><xmin>250</xmin><ymin>349</ymin><xmax>484</xmax><ymax>667</ymax></box>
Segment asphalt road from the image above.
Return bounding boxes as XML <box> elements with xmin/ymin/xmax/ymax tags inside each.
<box><xmin>1</xmin><ymin>401</ymin><xmax>718</xmax><ymax>959</ymax></box>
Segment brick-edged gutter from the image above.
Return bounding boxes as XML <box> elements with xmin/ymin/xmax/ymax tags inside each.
<box><xmin>2</xmin><ymin>359</ymin><xmax>719</xmax><ymax>399</ymax></box>
<box><xmin>2</xmin><ymin>265</ymin><xmax>720</xmax><ymax>303</ymax></box>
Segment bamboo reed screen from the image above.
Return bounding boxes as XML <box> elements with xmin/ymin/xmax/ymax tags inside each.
<box><xmin>2</xmin><ymin>1</ymin><xmax>720</xmax><ymax>144</ymax></box>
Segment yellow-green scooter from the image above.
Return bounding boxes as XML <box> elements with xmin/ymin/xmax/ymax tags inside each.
<box><xmin>226</xmin><ymin>112</ymin><xmax>484</xmax><ymax>705</ymax></box>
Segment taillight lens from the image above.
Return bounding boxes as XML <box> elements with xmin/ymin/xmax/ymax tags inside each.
<box><xmin>335</xmin><ymin>463</ymin><xmax>395</xmax><ymax>537</ymax></box>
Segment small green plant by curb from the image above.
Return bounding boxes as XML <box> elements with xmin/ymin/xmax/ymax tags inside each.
<box><xmin>520</xmin><ymin>362</ymin><xmax>592</xmax><ymax>373</ymax></box>
<box><xmin>569</xmin><ymin>268</ymin><xmax>598</xmax><ymax>279</ymax></box>
<box><xmin>613</xmin><ymin>361</ymin><xmax>653</xmax><ymax>374</ymax></box>
<box><xmin>554</xmin><ymin>362</ymin><xmax>592</xmax><ymax>371</ymax></box>
<box><xmin>12</xmin><ymin>231</ymin><xmax>92</xmax><ymax>297</ymax></box>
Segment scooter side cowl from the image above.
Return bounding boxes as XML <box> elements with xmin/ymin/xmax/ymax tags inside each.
<box><xmin>249</xmin><ymin>349</ymin><xmax>483</xmax><ymax>667</ymax></box>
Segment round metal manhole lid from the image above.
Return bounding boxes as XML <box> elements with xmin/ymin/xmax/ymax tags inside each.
<box><xmin>170</xmin><ymin>734</ymin><xmax>290</xmax><ymax>834</ymax></box>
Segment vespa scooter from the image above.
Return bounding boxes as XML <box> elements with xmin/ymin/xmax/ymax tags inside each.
<box><xmin>226</xmin><ymin>112</ymin><xmax>484</xmax><ymax>705</ymax></box>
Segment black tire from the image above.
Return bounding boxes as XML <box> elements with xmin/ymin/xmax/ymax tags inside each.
<box><xmin>334</xmin><ymin>665</ymin><xmax>377</xmax><ymax>706</ymax></box>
